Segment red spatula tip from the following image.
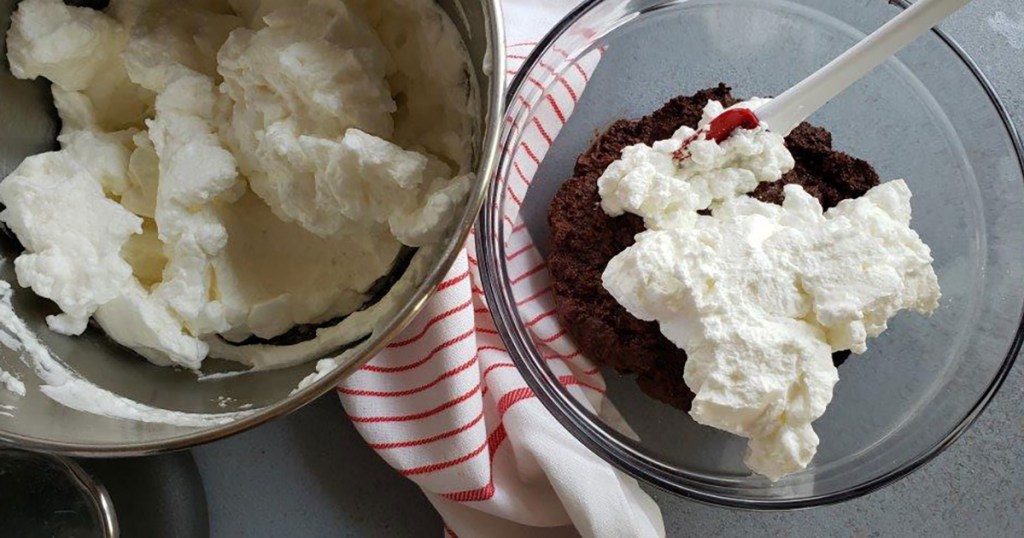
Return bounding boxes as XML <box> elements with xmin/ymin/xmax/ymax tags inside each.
<box><xmin>673</xmin><ymin>108</ymin><xmax>761</xmax><ymax>161</ymax></box>
<box><xmin>704</xmin><ymin>107</ymin><xmax>761</xmax><ymax>143</ymax></box>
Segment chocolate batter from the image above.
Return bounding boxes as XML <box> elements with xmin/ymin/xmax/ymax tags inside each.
<box><xmin>547</xmin><ymin>84</ymin><xmax>880</xmax><ymax>409</ymax></box>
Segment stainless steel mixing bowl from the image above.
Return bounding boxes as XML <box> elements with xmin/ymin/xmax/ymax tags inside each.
<box><xmin>0</xmin><ymin>0</ymin><xmax>505</xmax><ymax>455</ymax></box>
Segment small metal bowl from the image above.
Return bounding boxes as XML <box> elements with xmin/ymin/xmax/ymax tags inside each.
<box><xmin>0</xmin><ymin>449</ymin><xmax>118</xmax><ymax>537</ymax></box>
<box><xmin>0</xmin><ymin>0</ymin><xmax>505</xmax><ymax>455</ymax></box>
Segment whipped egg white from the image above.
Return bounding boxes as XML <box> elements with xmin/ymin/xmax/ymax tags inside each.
<box><xmin>599</xmin><ymin>99</ymin><xmax>941</xmax><ymax>480</ymax></box>
<box><xmin>1</xmin><ymin>0</ymin><xmax>477</xmax><ymax>371</ymax></box>
<box><xmin>599</xmin><ymin>98</ymin><xmax>794</xmax><ymax>231</ymax></box>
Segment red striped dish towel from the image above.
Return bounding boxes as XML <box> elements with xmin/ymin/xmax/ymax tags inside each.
<box><xmin>338</xmin><ymin>2</ymin><xmax>665</xmax><ymax>537</ymax></box>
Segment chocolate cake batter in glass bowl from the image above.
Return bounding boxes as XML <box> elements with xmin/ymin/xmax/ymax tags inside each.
<box><xmin>548</xmin><ymin>83</ymin><xmax>873</xmax><ymax>410</ymax></box>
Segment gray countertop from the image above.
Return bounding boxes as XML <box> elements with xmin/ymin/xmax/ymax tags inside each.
<box><xmin>192</xmin><ymin>1</ymin><xmax>1024</xmax><ymax>536</ymax></box>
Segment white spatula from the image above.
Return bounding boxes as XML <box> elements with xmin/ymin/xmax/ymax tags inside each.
<box><xmin>685</xmin><ymin>0</ymin><xmax>973</xmax><ymax>150</ymax></box>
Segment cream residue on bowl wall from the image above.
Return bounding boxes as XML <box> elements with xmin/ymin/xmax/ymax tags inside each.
<box><xmin>0</xmin><ymin>279</ymin><xmax>249</xmax><ymax>427</ymax></box>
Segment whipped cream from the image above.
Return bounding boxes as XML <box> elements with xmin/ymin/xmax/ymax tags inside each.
<box><xmin>216</xmin><ymin>0</ymin><xmax>472</xmax><ymax>245</ymax></box>
<box><xmin>599</xmin><ymin>100</ymin><xmax>940</xmax><ymax>480</ymax></box>
<box><xmin>0</xmin><ymin>367</ymin><xmax>26</xmax><ymax>398</ymax></box>
<box><xmin>1</xmin><ymin>0</ymin><xmax>476</xmax><ymax>371</ymax></box>
<box><xmin>0</xmin><ymin>141</ymin><xmax>144</xmax><ymax>337</ymax></box>
<box><xmin>599</xmin><ymin>99</ymin><xmax>793</xmax><ymax>231</ymax></box>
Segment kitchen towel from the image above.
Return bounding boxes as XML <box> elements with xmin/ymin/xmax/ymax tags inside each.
<box><xmin>338</xmin><ymin>1</ymin><xmax>666</xmax><ymax>537</ymax></box>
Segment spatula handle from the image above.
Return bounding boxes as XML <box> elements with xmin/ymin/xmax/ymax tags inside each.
<box><xmin>756</xmin><ymin>0</ymin><xmax>972</xmax><ymax>136</ymax></box>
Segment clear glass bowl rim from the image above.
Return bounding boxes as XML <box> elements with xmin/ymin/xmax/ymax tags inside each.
<box><xmin>477</xmin><ymin>0</ymin><xmax>1024</xmax><ymax>510</ymax></box>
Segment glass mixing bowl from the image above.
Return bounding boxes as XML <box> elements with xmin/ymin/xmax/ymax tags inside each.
<box><xmin>478</xmin><ymin>0</ymin><xmax>1024</xmax><ymax>508</ymax></box>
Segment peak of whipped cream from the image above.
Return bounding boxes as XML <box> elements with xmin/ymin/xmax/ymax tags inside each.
<box><xmin>599</xmin><ymin>99</ymin><xmax>940</xmax><ymax>481</ymax></box>
<box><xmin>598</xmin><ymin>98</ymin><xmax>793</xmax><ymax>231</ymax></box>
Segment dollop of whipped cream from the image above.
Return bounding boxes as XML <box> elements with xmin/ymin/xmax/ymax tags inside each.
<box><xmin>598</xmin><ymin>98</ymin><xmax>793</xmax><ymax>231</ymax></box>
<box><xmin>216</xmin><ymin>1</ymin><xmax>472</xmax><ymax>245</ymax></box>
<box><xmin>599</xmin><ymin>99</ymin><xmax>941</xmax><ymax>480</ymax></box>
<box><xmin>0</xmin><ymin>0</ymin><xmax>475</xmax><ymax>370</ymax></box>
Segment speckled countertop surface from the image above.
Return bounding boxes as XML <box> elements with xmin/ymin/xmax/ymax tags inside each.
<box><xmin>192</xmin><ymin>1</ymin><xmax>1024</xmax><ymax>536</ymax></box>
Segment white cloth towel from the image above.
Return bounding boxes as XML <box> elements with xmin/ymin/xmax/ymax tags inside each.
<box><xmin>338</xmin><ymin>2</ymin><xmax>666</xmax><ymax>536</ymax></box>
